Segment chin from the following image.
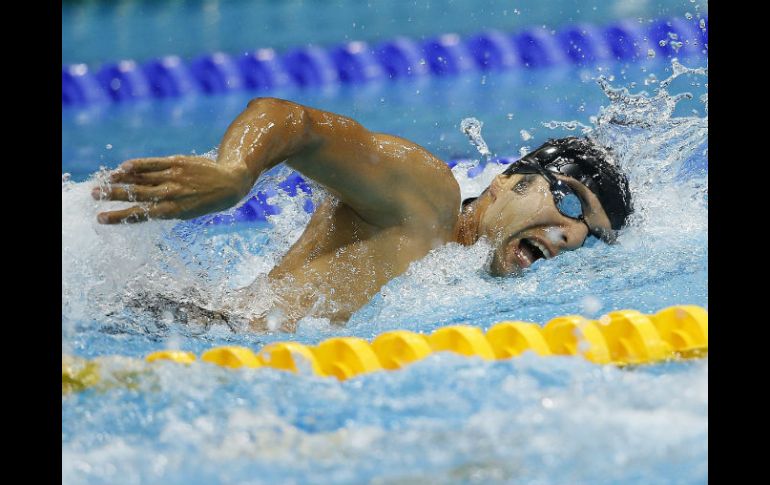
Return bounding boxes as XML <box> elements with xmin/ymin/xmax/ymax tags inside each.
<box><xmin>488</xmin><ymin>254</ymin><xmax>523</xmax><ymax>277</ymax></box>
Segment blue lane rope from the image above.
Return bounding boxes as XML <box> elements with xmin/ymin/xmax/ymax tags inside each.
<box><xmin>62</xmin><ymin>16</ymin><xmax>707</xmax><ymax>106</ymax></box>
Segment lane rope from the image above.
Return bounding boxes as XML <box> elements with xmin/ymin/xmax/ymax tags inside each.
<box><xmin>63</xmin><ymin>16</ymin><xmax>707</xmax><ymax>106</ymax></box>
<box><xmin>63</xmin><ymin>305</ymin><xmax>708</xmax><ymax>393</ymax></box>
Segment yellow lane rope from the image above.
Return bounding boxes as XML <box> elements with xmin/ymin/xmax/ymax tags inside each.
<box><xmin>63</xmin><ymin>305</ymin><xmax>707</xmax><ymax>393</ymax></box>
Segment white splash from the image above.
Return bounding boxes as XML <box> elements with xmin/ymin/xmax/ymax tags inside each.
<box><xmin>460</xmin><ymin>117</ymin><xmax>493</xmax><ymax>160</ymax></box>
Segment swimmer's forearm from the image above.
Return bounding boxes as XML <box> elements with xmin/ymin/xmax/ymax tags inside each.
<box><xmin>94</xmin><ymin>98</ymin><xmax>326</xmax><ymax>224</ymax></box>
<box><xmin>216</xmin><ymin>97</ymin><xmax>317</xmax><ymax>191</ymax></box>
<box><xmin>214</xmin><ymin>96</ymin><xmax>457</xmax><ymax>229</ymax></box>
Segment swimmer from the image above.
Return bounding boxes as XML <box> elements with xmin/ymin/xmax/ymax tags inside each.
<box><xmin>93</xmin><ymin>97</ymin><xmax>632</xmax><ymax>331</ymax></box>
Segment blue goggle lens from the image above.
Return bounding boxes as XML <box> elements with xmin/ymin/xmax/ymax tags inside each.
<box><xmin>555</xmin><ymin>189</ymin><xmax>584</xmax><ymax>219</ymax></box>
<box><xmin>551</xmin><ymin>181</ymin><xmax>584</xmax><ymax>219</ymax></box>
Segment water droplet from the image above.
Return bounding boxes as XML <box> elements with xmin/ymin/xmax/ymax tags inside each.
<box><xmin>506</xmin><ymin>113</ymin><xmax>514</xmax><ymax>120</ymax></box>
<box><xmin>685</xmin><ymin>12</ymin><xmax>693</xmax><ymax>19</ymax></box>
<box><xmin>520</xmin><ymin>130</ymin><xmax>532</xmax><ymax>141</ymax></box>
<box><xmin>659</xmin><ymin>40</ymin><xmax>668</xmax><ymax>47</ymax></box>
<box><xmin>460</xmin><ymin>117</ymin><xmax>493</xmax><ymax>160</ymax></box>
<box><xmin>105</xmin><ymin>144</ymin><xmax>113</xmax><ymax>150</ymax></box>
<box><xmin>647</xmin><ymin>49</ymin><xmax>656</xmax><ymax>59</ymax></box>
<box><xmin>580</xmin><ymin>295</ymin><xmax>602</xmax><ymax>314</ymax></box>
<box><xmin>266</xmin><ymin>308</ymin><xmax>285</xmax><ymax>332</ymax></box>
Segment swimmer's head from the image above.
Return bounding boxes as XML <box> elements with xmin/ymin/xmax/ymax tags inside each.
<box><xmin>468</xmin><ymin>136</ymin><xmax>632</xmax><ymax>276</ymax></box>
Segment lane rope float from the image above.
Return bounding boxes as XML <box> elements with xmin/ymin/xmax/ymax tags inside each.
<box><xmin>63</xmin><ymin>16</ymin><xmax>708</xmax><ymax>106</ymax></box>
<box><xmin>63</xmin><ymin>305</ymin><xmax>708</xmax><ymax>393</ymax></box>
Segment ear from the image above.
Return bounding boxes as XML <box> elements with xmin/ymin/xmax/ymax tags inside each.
<box><xmin>488</xmin><ymin>173</ymin><xmax>516</xmax><ymax>200</ymax></box>
<box><xmin>488</xmin><ymin>174</ymin><xmax>506</xmax><ymax>200</ymax></box>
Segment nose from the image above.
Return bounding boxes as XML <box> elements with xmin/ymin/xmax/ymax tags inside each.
<box><xmin>545</xmin><ymin>221</ymin><xmax>589</xmax><ymax>253</ymax></box>
<box><xmin>564</xmin><ymin>219</ymin><xmax>591</xmax><ymax>249</ymax></box>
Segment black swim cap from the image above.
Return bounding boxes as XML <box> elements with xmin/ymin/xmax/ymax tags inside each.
<box><xmin>503</xmin><ymin>137</ymin><xmax>633</xmax><ymax>233</ymax></box>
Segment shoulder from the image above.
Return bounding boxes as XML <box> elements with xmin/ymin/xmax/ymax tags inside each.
<box><xmin>372</xmin><ymin>133</ymin><xmax>461</xmax><ymax>232</ymax></box>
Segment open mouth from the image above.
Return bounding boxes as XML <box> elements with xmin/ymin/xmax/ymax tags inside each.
<box><xmin>491</xmin><ymin>236</ymin><xmax>554</xmax><ymax>276</ymax></box>
<box><xmin>517</xmin><ymin>238</ymin><xmax>552</xmax><ymax>267</ymax></box>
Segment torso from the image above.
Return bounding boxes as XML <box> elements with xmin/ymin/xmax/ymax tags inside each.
<box><xmin>261</xmin><ymin>194</ymin><xmax>458</xmax><ymax>328</ymax></box>
<box><xmin>244</xmin><ymin>121</ymin><xmax>463</xmax><ymax>331</ymax></box>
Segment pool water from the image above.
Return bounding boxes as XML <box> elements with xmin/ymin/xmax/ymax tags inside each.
<box><xmin>63</xmin><ymin>0</ymin><xmax>705</xmax><ymax>66</ymax></box>
<box><xmin>62</xmin><ymin>2</ymin><xmax>708</xmax><ymax>484</ymax></box>
<box><xmin>62</xmin><ymin>57</ymin><xmax>707</xmax><ymax>484</ymax></box>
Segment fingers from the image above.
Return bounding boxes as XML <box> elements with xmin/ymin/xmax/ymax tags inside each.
<box><xmin>119</xmin><ymin>157</ymin><xmax>183</xmax><ymax>173</ymax></box>
<box><xmin>92</xmin><ymin>183</ymin><xmax>179</xmax><ymax>202</ymax></box>
<box><xmin>109</xmin><ymin>168</ymin><xmax>175</xmax><ymax>185</ymax></box>
<box><xmin>96</xmin><ymin>201</ymin><xmax>177</xmax><ymax>224</ymax></box>
<box><xmin>97</xmin><ymin>205</ymin><xmax>151</xmax><ymax>224</ymax></box>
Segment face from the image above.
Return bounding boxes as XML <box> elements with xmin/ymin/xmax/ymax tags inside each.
<box><xmin>478</xmin><ymin>172</ymin><xmax>613</xmax><ymax>276</ymax></box>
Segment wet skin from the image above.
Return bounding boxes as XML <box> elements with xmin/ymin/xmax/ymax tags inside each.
<box><xmin>93</xmin><ymin>97</ymin><xmax>612</xmax><ymax>331</ymax></box>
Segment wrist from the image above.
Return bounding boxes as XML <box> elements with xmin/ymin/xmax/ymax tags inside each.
<box><xmin>229</xmin><ymin>163</ymin><xmax>257</xmax><ymax>199</ymax></box>
<box><xmin>216</xmin><ymin>152</ymin><xmax>257</xmax><ymax>192</ymax></box>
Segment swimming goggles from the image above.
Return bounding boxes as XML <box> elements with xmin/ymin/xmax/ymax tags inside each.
<box><xmin>506</xmin><ymin>160</ymin><xmax>597</xmax><ymax>241</ymax></box>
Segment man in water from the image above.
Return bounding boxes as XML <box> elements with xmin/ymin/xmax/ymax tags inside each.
<box><xmin>93</xmin><ymin>97</ymin><xmax>632</xmax><ymax>331</ymax></box>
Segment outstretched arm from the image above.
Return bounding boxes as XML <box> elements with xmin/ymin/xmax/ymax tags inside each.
<box><xmin>94</xmin><ymin>97</ymin><xmax>459</xmax><ymax>228</ymax></box>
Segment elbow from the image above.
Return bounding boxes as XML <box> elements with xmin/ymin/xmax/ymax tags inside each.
<box><xmin>246</xmin><ymin>96</ymin><xmax>283</xmax><ymax>109</ymax></box>
<box><xmin>246</xmin><ymin>97</ymin><xmax>311</xmax><ymax>128</ymax></box>
<box><xmin>245</xmin><ymin>97</ymin><xmax>317</xmax><ymax>154</ymax></box>
<box><xmin>246</xmin><ymin>97</ymin><xmax>302</xmax><ymax>116</ymax></box>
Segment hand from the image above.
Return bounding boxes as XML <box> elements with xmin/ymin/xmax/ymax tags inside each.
<box><xmin>92</xmin><ymin>155</ymin><xmax>251</xmax><ymax>224</ymax></box>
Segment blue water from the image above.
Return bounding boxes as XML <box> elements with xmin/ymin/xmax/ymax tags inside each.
<box><xmin>62</xmin><ymin>2</ymin><xmax>708</xmax><ymax>484</ymax></box>
<box><xmin>63</xmin><ymin>0</ymin><xmax>706</xmax><ymax>66</ymax></box>
<box><xmin>63</xmin><ymin>59</ymin><xmax>707</xmax><ymax>182</ymax></box>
